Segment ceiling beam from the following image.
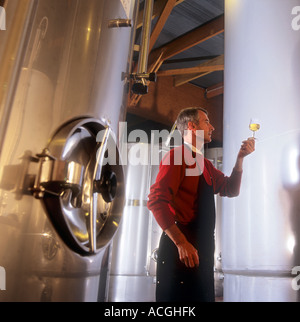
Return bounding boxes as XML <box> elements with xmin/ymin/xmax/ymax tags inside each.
<box><xmin>131</xmin><ymin>6</ymin><xmax>224</xmax><ymax>103</ymax></box>
<box><xmin>163</xmin><ymin>55</ymin><xmax>224</xmax><ymax>87</ymax></box>
<box><xmin>157</xmin><ymin>54</ymin><xmax>224</xmax><ymax>76</ymax></box>
<box><xmin>149</xmin><ymin>0</ymin><xmax>177</xmax><ymax>52</ymax></box>
<box><xmin>137</xmin><ymin>0</ymin><xmax>185</xmax><ymax>29</ymax></box>
<box><xmin>174</xmin><ymin>72</ymin><xmax>209</xmax><ymax>87</ymax></box>
<box><xmin>205</xmin><ymin>82</ymin><xmax>224</xmax><ymax>98</ymax></box>
<box><xmin>163</xmin><ymin>55</ymin><xmax>219</xmax><ymax>65</ymax></box>
<box><xmin>149</xmin><ymin>14</ymin><xmax>224</xmax><ymax>63</ymax></box>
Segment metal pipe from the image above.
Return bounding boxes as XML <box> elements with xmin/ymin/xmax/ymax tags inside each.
<box><xmin>131</xmin><ymin>0</ymin><xmax>155</xmax><ymax>95</ymax></box>
<box><xmin>137</xmin><ymin>0</ymin><xmax>154</xmax><ymax>75</ymax></box>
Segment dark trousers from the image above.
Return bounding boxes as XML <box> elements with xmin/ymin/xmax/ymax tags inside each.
<box><xmin>156</xmin><ymin>229</ymin><xmax>215</xmax><ymax>302</ymax></box>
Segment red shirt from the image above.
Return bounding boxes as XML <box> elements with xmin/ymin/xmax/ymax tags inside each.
<box><xmin>147</xmin><ymin>145</ymin><xmax>242</xmax><ymax>231</ymax></box>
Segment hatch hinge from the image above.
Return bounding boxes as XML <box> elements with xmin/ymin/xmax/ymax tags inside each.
<box><xmin>0</xmin><ymin>149</ymin><xmax>84</xmax><ymax>201</ymax></box>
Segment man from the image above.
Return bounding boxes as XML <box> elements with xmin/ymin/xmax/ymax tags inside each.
<box><xmin>147</xmin><ymin>107</ymin><xmax>255</xmax><ymax>302</ymax></box>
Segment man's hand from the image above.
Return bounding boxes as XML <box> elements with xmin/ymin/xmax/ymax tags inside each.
<box><xmin>238</xmin><ymin>137</ymin><xmax>255</xmax><ymax>159</ymax></box>
<box><xmin>176</xmin><ymin>240</ymin><xmax>199</xmax><ymax>268</ymax></box>
<box><xmin>234</xmin><ymin>138</ymin><xmax>255</xmax><ymax>171</ymax></box>
<box><xmin>164</xmin><ymin>224</ymin><xmax>199</xmax><ymax>268</ymax></box>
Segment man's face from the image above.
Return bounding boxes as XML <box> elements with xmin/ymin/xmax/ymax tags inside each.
<box><xmin>198</xmin><ymin>110</ymin><xmax>215</xmax><ymax>143</ymax></box>
<box><xmin>188</xmin><ymin>110</ymin><xmax>215</xmax><ymax>144</ymax></box>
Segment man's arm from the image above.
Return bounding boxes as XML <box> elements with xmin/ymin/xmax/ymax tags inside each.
<box><xmin>211</xmin><ymin>138</ymin><xmax>255</xmax><ymax>197</ymax></box>
<box><xmin>166</xmin><ymin>138</ymin><xmax>255</xmax><ymax>268</ymax></box>
<box><xmin>164</xmin><ymin>224</ymin><xmax>199</xmax><ymax>268</ymax></box>
<box><xmin>233</xmin><ymin>137</ymin><xmax>255</xmax><ymax>171</ymax></box>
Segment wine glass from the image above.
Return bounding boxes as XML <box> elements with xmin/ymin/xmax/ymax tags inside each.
<box><xmin>249</xmin><ymin>118</ymin><xmax>260</xmax><ymax>139</ymax></box>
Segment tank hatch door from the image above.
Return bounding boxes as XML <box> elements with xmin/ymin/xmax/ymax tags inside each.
<box><xmin>0</xmin><ymin>118</ymin><xmax>125</xmax><ymax>255</ymax></box>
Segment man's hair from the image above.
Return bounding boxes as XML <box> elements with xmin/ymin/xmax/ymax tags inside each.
<box><xmin>176</xmin><ymin>107</ymin><xmax>208</xmax><ymax>136</ymax></box>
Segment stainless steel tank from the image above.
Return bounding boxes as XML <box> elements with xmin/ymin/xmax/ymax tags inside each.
<box><xmin>0</xmin><ymin>0</ymin><xmax>137</xmax><ymax>302</ymax></box>
<box><xmin>205</xmin><ymin>147</ymin><xmax>224</xmax><ymax>299</ymax></box>
<box><xmin>108</xmin><ymin>143</ymin><xmax>162</xmax><ymax>302</ymax></box>
<box><xmin>223</xmin><ymin>0</ymin><xmax>300</xmax><ymax>302</ymax></box>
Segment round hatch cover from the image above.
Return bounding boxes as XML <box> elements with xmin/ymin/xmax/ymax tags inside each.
<box><xmin>40</xmin><ymin>117</ymin><xmax>125</xmax><ymax>255</ymax></box>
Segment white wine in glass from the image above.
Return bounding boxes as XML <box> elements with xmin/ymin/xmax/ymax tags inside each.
<box><xmin>249</xmin><ymin>118</ymin><xmax>260</xmax><ymax>139</ymax></box>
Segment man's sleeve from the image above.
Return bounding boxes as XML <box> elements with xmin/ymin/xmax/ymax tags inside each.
<box><xmin>206</xmin><ymin>160</ymin><xmax>243</xmax><ymax>197</ymax></box>
<box><xmin>147</xmin><ymin>154</ymin><xmax>184</xmax><ymax>231</ymax></box>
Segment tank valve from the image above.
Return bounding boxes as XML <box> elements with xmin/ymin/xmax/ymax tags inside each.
<box><xmin>0</xmin><ymin>149</ymin><xmax>84</xmax><ymax>200</ymax></box>
<box><xmin>94</xmin><ymin>170</ymin><xmax>117</xmax><ymax>203</ymax></box>
<box><xmin>130</xmin><ymin>72</ymin><xmax>157</xmax><ymax>95</ymax></box>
